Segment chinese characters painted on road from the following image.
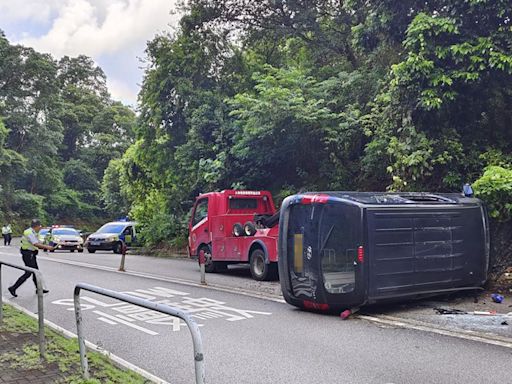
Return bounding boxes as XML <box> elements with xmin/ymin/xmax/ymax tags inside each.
<box><xmin>52</xmin><ymin>286</ymin><xmax>272</xmax><ymax>335</ymax></box>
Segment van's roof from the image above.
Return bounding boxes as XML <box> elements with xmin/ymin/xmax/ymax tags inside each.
<box><xmin>303</xmin><ymin>191</ymin><xmax>480</xmax><ymax>206</ymax></box>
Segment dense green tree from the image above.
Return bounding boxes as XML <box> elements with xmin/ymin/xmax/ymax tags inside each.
<box><xmin>0</xmin><ymin>31</ymin><xmax>135</xmax><ymax>226</ymax></box>
<box><xmin>118</xmin><ymin>0</ymin><xmax>512</xmax><ymax>251</ymax></box>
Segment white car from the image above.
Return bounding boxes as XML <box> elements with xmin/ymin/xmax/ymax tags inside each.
<box><xmin>48</xmin><ymin>227</ymin><xmax>84</xmax><ymax>253</ymax></box>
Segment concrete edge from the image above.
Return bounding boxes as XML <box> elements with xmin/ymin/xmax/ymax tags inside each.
<box><xmin>358</xmin><ymin>314</ymin><xmax>512</xmax><ymax>349</ymax></box>
<box><xmin>2</xmin><ymin>298</ymin><xmax>170</xmax><ymax>384</ymax></box>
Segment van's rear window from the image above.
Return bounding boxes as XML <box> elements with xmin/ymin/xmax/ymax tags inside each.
<box><xmin>229</xmin><ymin>198</ymin><xmax>258</xmax><ymax>209</ymax></box>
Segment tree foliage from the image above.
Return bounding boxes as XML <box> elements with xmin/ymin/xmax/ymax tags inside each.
<box><xmin>0</xmin><ymin>31</ymin><xmax>135</xmax><ymax>225</ymax></box>
<box><xmin>113</xmin><ymin>0</ymin><xmax>512</xmax><ymax>245</ymax></box>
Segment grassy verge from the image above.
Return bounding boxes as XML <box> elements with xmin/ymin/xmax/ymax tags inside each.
<box><xmin>0</xmin><ymin>304</ymin><xmax>151</xmax><ymax>383</ymax></box>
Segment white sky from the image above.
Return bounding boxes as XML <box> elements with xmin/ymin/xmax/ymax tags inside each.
<box><xmin>0</xmin><ymin>0</ymin><xmax>181</xmax><ymax>107</ymax></box>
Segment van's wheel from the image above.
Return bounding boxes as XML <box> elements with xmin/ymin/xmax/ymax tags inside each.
<box><xmin>250</xmin><ymin>249</ymin><xmax>278</xmax><ymax>281</ymax></box>
<box><xmin>198</xmin><ymin>245</ymin><xmax>216</xmax><ymax>273</ymax></box>
<box><xmin>87</xmin><ymin>248</ymin><xmax>96</xmax><ymax>253</ymax></box>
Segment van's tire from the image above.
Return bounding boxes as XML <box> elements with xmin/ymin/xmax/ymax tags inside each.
<box><xmin>78</xmin><ymin>249</ymin><xmax>84</xmax><ymax>253</ymax></box>
<box><xmin>243</xmin><ymin>221</ymin><xmax>257</xmax><ymax>236</ymax></box>
<box><xmin>87</xmin><ymin>248</ymin><xmax>96</xmax><ymax>253</ymax></box>
<box><xmin>198</xmin><ymin>245</ymin><xmax>216</xmax><ymax>273</ymax></box>
<box><xmin>233</xmin><ymin>223</ymin><xmax>243</xmax><ymax>237</ymax></box>
<box><xmin>250</xmin><ymin>249</ymin><xmax>278</xmax><ymax>281</ymax></box>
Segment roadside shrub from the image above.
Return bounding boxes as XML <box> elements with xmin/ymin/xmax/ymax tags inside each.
<box><xmin>45</xmin><ymin>188</ymin><xmax>98</xmax><ymax>220</ymax></box>
<box><xmin>131</xmin><ymin>190</ymin><xmax>186</xmax><ymax>247</ymax></box>
<box><xmin>11</xmin><ymin>191</ymin><xmax>45</xmax><ymax>220</ymax></box>
<box><xmin>473</xmin><ymin>166</ymin><xmax>512</xmax><ymax>222</ymax></box>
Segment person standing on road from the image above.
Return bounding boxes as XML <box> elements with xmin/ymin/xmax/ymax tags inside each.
<box><xmin>8</xmin><ymin>219</ymin><xmax>54</xmax><ymax>297</ymax></box>
<box><xmin>2</xmin><ymin>223</ymin><xmax>12</xmax><ymax>246</ymax></box>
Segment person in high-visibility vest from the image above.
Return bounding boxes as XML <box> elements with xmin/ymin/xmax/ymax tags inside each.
<box><xmin>2</xmin><ymin>223</ymin><xmax>12</xmax><ymax>246</ymax></box>
<box><xmin>8</xmin><ymin>219</ymin><xmax>55</xmax><ymax>297</ymax></box>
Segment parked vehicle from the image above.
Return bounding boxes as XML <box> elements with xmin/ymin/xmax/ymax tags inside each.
<box><xmin>38</xmin><ymin>227</ymin><xmax>51</xmax><ymax>243</ymax></box>
<box><xmin>85</xmin><ymin>221</ymin><xmax>138</xmax><ymax>254</ymax></box>
<box><xmin>188</xmin><ymin>190</ymin><xmax>280</xmax><ymax>280</ymax></box>
<box><xmin>45</xmin><ymin>226</ymin><xmax>84</xmax><ymax>253</ymax></box>
<box><xmin>278</xmin><ymin>192</ymin><xmax>490</xmax><ymax>313</ymax></box>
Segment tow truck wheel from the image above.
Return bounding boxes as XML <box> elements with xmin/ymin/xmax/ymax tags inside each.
<box><xmin>243</xmin><ymin>222</ymin><xmax>257</xmax><ymax>236</ymax></box>
<box><xmin>233</xmin><ymin>223</ymin><xmax>243</xmax><ymax>237</ymax></box>
<box><xmin>250</xmin><ymin>249</ymin><xmax>278</xmax><ymax>281</ymax></box>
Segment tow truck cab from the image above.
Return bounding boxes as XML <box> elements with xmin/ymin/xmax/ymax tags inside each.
<box><xmin>188</xmin><ymin>190</ymin><xmax>279</xmax><ymax>280</ymax></box>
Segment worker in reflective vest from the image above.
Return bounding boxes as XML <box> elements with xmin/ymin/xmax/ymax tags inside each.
<box><xmin>2</xmin><ymin>223</ymin><xmax>12</xmax><ymax>245</ymax></box>
<box><xmin>8</xmin><ymin>219</ymin><xmax>55</xmax><ymax>297</ymax></box>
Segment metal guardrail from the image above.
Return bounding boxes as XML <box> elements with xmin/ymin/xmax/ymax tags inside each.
<box><xmin>74</xmin><ymin>283</ymin><xmax>205</xmax><ymax>383</ymax></box>
<box><xmin>0</xmin><ymin>261</ymin><xmax>46</xmax><ymax>359</ymax></box>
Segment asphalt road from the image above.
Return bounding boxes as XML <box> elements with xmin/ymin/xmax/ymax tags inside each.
<box><xmin>1</xmin><ymin>245</ymin><xmax>511</xmax><ymax>384</ymax></box>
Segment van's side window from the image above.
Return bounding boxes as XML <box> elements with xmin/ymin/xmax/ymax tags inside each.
<box><xmin>193</xmin><ymin>199</ymin><xmax>208</xmax><ymax>226</ymax></box>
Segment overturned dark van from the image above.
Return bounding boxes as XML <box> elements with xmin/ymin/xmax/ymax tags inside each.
<box><xmin>278</xmin><ymin>192</ymin><xmax>490</xmax><ymax>312</ymax></box>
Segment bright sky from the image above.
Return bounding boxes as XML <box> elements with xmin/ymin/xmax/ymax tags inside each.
<box><xmin>0</xmin><ymin>0</ymin><xmax>180</xmax><ymax>107</ymax></box>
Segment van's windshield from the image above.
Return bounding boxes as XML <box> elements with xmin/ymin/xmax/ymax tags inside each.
<box><xmin>285</xmin><ymin>203</ymin><xmax>356</xmax><ymax>297</ymax></box>
<box><xmin>318</xmin><ymin>204</ymin><xmax>356</xmax><ymax>294</ymax></box>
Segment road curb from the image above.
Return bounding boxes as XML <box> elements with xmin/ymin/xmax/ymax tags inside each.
<box><xmin>2</xmin><ymin>298</ymin><xmax>170</xmax><ymax>384</ymax></box>
<box><xmin>358</xmin><ymin>314</ymin><xmax>512</xmax><ymax>349</ymax></box>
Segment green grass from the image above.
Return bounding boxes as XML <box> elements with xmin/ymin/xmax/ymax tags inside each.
<box><xmin>0</xmin><ymin>304</ymin><xmax>151</xmax><ymax>383</ymax></box>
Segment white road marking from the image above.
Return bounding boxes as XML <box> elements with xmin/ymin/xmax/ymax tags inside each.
<box><xmin>93</xmin><ymin>310</ymin><xmax>159</xmax><ymax>335</ymax></box>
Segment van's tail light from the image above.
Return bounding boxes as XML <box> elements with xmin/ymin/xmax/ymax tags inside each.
<box><xmin>300</xmin><ymin>194</ymin><xmax>329</xmax><ymax>205</ymax></box>
<box><xmin>357</xmin><ymin>246</ymin><xmax>364</xmax><ymax>263</ymax></box>
<box><xmin>303</xmin><ymin>300</ymin><xmax>329</xmax><ymax>311</ymax></box>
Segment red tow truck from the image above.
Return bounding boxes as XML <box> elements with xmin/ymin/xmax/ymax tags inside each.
<box><xmin>188</xmin><ymin>190</ymin><xmax>280</xmax><ymax>281</ymax></box>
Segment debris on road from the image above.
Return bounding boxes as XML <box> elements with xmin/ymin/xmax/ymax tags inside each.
<box><xmin>340</xmin><ymin>307</ymin><xmax>359</xmax><ymax>320</ymax></box>
<box><xmin>472</xmin><ymin>310</ymin><xmax>498</xmax><ymax>316</ymax></box>
<box><xmin>491</xmin><ymin>293</ymin><xmax>504</xmax><ymax>303</ymax></box>
<box><xmin>434</xmin><ymin>307</ymin><xmax>467</xmax><ymax>315</ymax></box>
